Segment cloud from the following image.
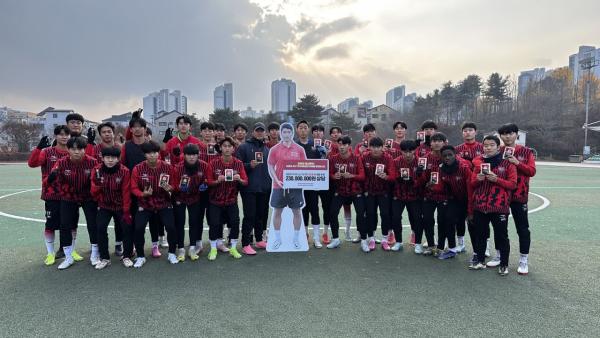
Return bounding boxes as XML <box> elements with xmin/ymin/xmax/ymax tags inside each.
<box><xmin>295</xmin><ymin>16</ymin><xmax>365</xmax><ymax>51</ymax></box>
<box><xmin>315</xmin><ymin>44</ymin><xmax>351</xmax><ymax>60</ymax></box>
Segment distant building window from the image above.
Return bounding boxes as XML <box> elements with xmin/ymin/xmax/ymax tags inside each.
<box><xmin>168</xmin><ymin>122</ymin><xmax>174</xmax><ymax>125</ymax></box>
<box><xmin>159</xmin><ymin>122</ymin><xmax>167</xmax><ymax>126</ymax></box>
<box><xmin>381</xmin><ymin>114</ymin><xmax>386</xmax><ymax>121</ymax></box>
<box><xmin>52</xmin><ymin>114</ymin><xmax>58</xmax><ymax>118</ymax></box>
<box><xmin>371</xmin><ymin>114</ymin><xmax>379</xmax><ymax>119</ymax></box>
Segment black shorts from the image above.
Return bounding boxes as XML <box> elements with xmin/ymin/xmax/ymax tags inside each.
<box><xmin>44</xmin><ymin>200</ymin><xmax>61</xmax><ymax>231</ymax></box>
<box><xmin>270</xmin><ymin>188</ymin><xmax>304</xmax><ymax>209</ymax></box>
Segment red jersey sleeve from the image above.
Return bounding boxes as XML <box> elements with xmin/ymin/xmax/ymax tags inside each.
<box><xmin>90</xmin><ymin>167</ymin><xmax>102</xmax><ymax>202</ymax></box>
<box><xmin>329</xmin><ymin>157</ymin><xmax>336</xmax><ymax>180</ymax></box>
<box><xmin>517</xmin><ymin>152</ymin><xmax>536</xmax><ymax>177</ymax></box>
<box><xmin>28</xmin><ymin>148</ymin><xmax>44</xmax><ymax>168</ymax></box>
<box><xmin>121</xmin><ymin>171</ymin><xmax>132</xmax><ymax>214</ymax></box>
<box><xmin>386</xmin><ymin>156</ymin><xmax>397</xmax><ymax>181</ymax></box>
<box><xmin>130</xmin><ymin>166</ymin><xmax>144</xmax><ymax>198</ymax></box>
<box><xmin>496</xmin><ymin>163</ymin><xmax>517</xmax><ymax>191</ymax></box>
<box><xmin>238</xmin><ymin>162</ymin><xmax>248</xmax><ymax>186</ymax></box>
<box><xmin>354</xmin><ymin>157</ymin><xmax>365</xmax><ymax>182</ymax></box>
<box><xmin>205</xmin><ymin>163</ymin><xmax>215</xmax><ymax>185</ymax></box>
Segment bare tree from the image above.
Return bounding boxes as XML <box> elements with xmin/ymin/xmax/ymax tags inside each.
<box><xmin>1</xmin><ymin>121</ymin><xmax>43</xmax><ymax>152</ymax></box>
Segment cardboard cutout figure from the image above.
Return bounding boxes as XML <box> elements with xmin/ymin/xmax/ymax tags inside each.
<box><xmin>266</xmin><ymin>123</ymin><xmax>309</xmax><ymax>252</ymax></box>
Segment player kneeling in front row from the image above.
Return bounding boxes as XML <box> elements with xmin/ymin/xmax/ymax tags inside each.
<box><xmin>469</xmin><ymin>135</ymin><xmax>517</xmax><ymax>275</ymax></box>
<box><xmin>207</xmin><ymin>137</ymin><xmax>248</xmax><ymax>261</ymax></box>
<box><xmin>171</xmin><ymin>144</ymin><xmax>212</xmax><ymax>262</ymax></box>
<box><xmin>91</xmin><ymin>146</ymin><xmax>132</xmax><ymax>269</ymax></box>
<box><xmin>327</xmin><ymin>136</ymin><xmax>367</xmax><ymax>250</ymax></box>
<box><xmin>131</xmin><ymin>141</ymin><xmax>178</xmax><ymax>268</ymax></box>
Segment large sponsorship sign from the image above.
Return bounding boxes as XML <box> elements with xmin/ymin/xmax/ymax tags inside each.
<box><xmin>282</xmin><ymin>159</ymin><xmax>329</xmax><ymax>190</ymax></box>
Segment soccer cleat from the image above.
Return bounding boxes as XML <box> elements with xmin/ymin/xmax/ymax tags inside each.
<box><xmin>344</xmin><ymin>230</ymin><xmax>352</xmax><ymax>242</ymax></box>
<box><xmin>167</xmin><ymin>253</ymin><xmax>179</xmax><ymax>264</ymax></box>
<box><xmin>382</xmin><ymin>241</ymin><xmax>391</xmax><ymax>251</ymax></box>
<box><xmin>486</xmin><ymin>256</ymin><xmax>501</xmax><ymax>268</ymax></box>
<box><xmin>271</xmin><ymin>239</ymin><xmax>281</xmax><ymax>250</ymax></box>
<box><xmin>207</xmin><ymin>248</ymin><xmax>218</xmax><ymax>261</ymax></box>
<box><xmin>518</xmin><ymin>261</ymin><xmax>529</xmax><ymax>275</ymax></box>
<box><xmin>159</xmin><ymin>236</ymin><xmax>168</xmax><ymax>248</ymax></box>
<box><xmin>45</xmin><ymin>253</ymin><xmax>56</xmax><ymax>266</ymax></box>
<box><xmin>255</xmin><ymin>241</ymin><xmax>267</xmax><ymax>249</ymax></box>
<box><xmin>391</xmin><ymin>243</ymin><xmax>403</xmax><ymax>251</ymax></box>
<box><xmin>327</xmin><ymin>238</ymin><xmax>341</xmax><ymax>249</ymax></box>
<box><xmin>177</xmin><ymin>248</ymin><xmax>185</xmax><ymax>262</ymax></box>
<box><xmin>388</xmin><ymin>231</ymin><xmax>396</xmax><ymax>245</ymax></box>
<box><xmin>122</xmin><ymin>257</ymin><xmax>134</xmax><ymax>268</ymax></box>
<box><xmin>422</xmin><ymin>247</ymin><xmax>433</xmax><ymax>256</ymax></box>
<box><xmin>242</xmin><ymin>245</ymin><xmax>257</xmax><ymax>255</ymax></box>
<box><xmin>57</xmin><ymin>257</ymin><xmax>74</xmax><ymax>270</ymax></box>
<box><xmin>352</xmin><ymin>237</ymin><xmax>361</xmax><ymax>244</ymax></box>
<box><xmin>433</xmin><ymin>248</ymin><xmax>442</xmax><ymax>257</ymax></box>
<box><xmin>313</xmin><ymin>239</ymin><xmax>323</xmax><ymax>249</ymax></box>
<box><xmin>133</xmin><ymin>257</ymin><xmax>146</xmax><ymax>268</ymax></box>
<box><xmin>469</xmin><ymin>262</ymin><xmax>486</xmax><ymax>270</ymax></box>
<box><xmin>498</xmin><ymin>266</ymin><xmax>509</xmax><ymax>276</ymax></box>
<box><xmin>90</xmin><ymin>253</ymin><xmax>100</xmax><ymax>266</ymax></box>
<box><xmin>188</xmin><ymin>247</ymin><xmax>199</xmax><ymax>261</ymax></box>
<box><xmin>368</xmin><ymin>238</ymin><xmax>376</xmax><ymax>251</ymax></box>
<box><xmin>114</xmin><ymin>244</ymin><xmax>123</xmax><ymax>257</ymax></box>
<box><xmin>71</xmin><ymin>250</ymin><xmax>83</xmax><ymax>262</ymax></box>
<box><xmin>217</xmin><ymin>243</ymin><xmax>230</xmax><ymax>253</ymax></box>
<box><xmin>95</xmin><ymin>259</ymin><xmax>111</xmax><ymax>270</ymax></box>
<box><xmin>152</xmin><ymin>246</ymin><xmax>161</xmax><ymax>258</ymax></box>
<box><xmin>322</xmin><ymin>233</ymin><xmax>330</xmax><ymax>245</ymax></box>
<box><xmin>438</xmin><ymin>251</ymin><xmax>457</xmax><ymax>260</ymax></box>
<box><xmin>414</xmin><ymin>244</ymin><xmax>424</xmax><ymax>254</ymax></box>
<box><xmin>360</xmin><ymin>240</ymin><xmax>370</xmax><ymax>253</ymax></box>
<box><xmin>229</xmin><ymin>247</ymin><xmax>242</xmax><ymax>259</ymax></box>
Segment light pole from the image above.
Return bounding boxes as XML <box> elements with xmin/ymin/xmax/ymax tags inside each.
<box><xmin>580</xmin><ymin>57</ymin><xmax>598</xmax><ymax>158</ymax></box>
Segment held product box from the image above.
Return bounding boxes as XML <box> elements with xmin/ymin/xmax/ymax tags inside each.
<box><xmin>418</xmin><ymin>157</ymin><xmax>427</xmax><ymax>168</ymax></box>
<box><xmin>339</xmin><ymin>164</ymin><xmax>347</xmax><ymax>174</ymax></box>
<box><xmin>375</xmin><ymin>163</ymin><xmax>385</xmax><ymax>175</ymax></box>
<box><xmin>417</xmin><ymin>131</ymin><xmax>425</xmax><ymax>141</ymax></box>
<box><xmin>314</xmin><ymin>139</ymin><xmax>322</xmax><ymax>147</ymax></box>
<box><xmin>430</xmin><ymin>171</ymin><xmax>439</xmax><ymax>184</ymax></box>
<box><xmin>208</xmin><ymin>144</ymin><xmax>216</xmax><ymax>155</ymax></box>
<box><xmin>225</xmin><ymin>169</ymin><xmax>234</xmax><ymax>182</ymax></box>
<box><xmin>400</xmin><ymin>168</ymin><xmax>410</xmax><ymax>180</ymax></box>
<box><xmin>481</xmin><ymin>163</ymin><xmax>491</xmax><ymax>175</ymax></box>
<box><xmin>255</xmin><ymin>151</ymin><xmax>263</xmax><ymax>163</ymax></box>
<box><xmin>324</xmin><ymin>140</ymin><xmax>332</xmax><ymax>149</ymax></box>
<box><xmin>385</xmin><ymin>139</ymin><xmax>393</xmax><ymax>148</ymax></box>
<box><xmin>503</xmin><ymin>146</ymin><xmax>515</xmax><ymax>159</ymax></box>
<box><xmin>159</xmin><ymin>173</ymin><xmax>170</xmax><ymax>188</ymax></box>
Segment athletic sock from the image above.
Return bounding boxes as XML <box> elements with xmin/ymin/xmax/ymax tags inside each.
<box><xmin>210</xmin><ymin>240</ymin><xmax>217</xmax><ymax>249</ymax></box>
<box><xmin>382</xmin><ymin>235</ymin><xmax>388</xmax><ymax>243</ymax></box>
<box><xmin>323</xmin><ymin>224</ymin><xmax>330</xmax><ymax>235</ymax></box>
<box><xmin>230</xmin><ymin>239</ymin><xmax>238</xmax><ymax>248</ymax></box>
<box><xmin>63</xmin><ymin>245</ymin><xmax>73</xmax><ymax>258</ymax></box>
<box><xmin>457</xmin><ymin>236</ymin><xmax>464</xmax><ymax>246</ymax></box>
<box><xmin>91</xmin><ymin>244</ymin><xmax>99</xmax><ymax>256</ymax></box>
<box><xmin>520</xmin><ymin>254</ymin><xmax>528</xmax><ymax>263</ymax></box>
<box><xmin>71</xmin><ymin>229</ymin><xmax>78</xmax><ymax>248</ymax></box>
<box><xmin>152</xmin><ymin>241</ymin><xmax>158</xmax><ymax>248</ymax></box>
<box><xmin>275</xmin><ymin>230</ymin><xmax>281</xmax><ymax>242</ymax></box>
<box><xmin>44</xmin><ymin>230</ymin><xmax>55</xmax><ymax>255</ymax></box>
<box><xmin>293</xmin><ymin>230</ymin><xmax>299</xmax><ymax>242</ymax></box>
<box><xmin>495</xmin><ymin>249</ymin><xmax>501</xmax><ymax>259</ymax></box>
<box><xmin>312</xmin><ymin>225</ymin><xmax>320</xmax><ymax>240</ymax></box>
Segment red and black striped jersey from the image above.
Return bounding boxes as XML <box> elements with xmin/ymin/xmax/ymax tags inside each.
<box><xmin>199</xmin><ymin>143</ymin><xmax>219</xmax><ymax>163</ymax></box>
<box><xmin>131</xmin><ymin>160</ymin><xmax>173</xmax><ymax>211</ymax></box>
<box><xmin>416</xmin><ymin>142</ymin><xmax>431</xmax><ymax>158</ymax></box>
<box><xmin>392</xmin><ymin>156</ymin><xmax>423</xmax><ymax>201</ymax></box>
<box><xmin>362</xmin><ymin>152</ymin><xmax>397</xmax><ymax>196</ymax></box>
<box><xmin>439</xmin><ymin>162</ymin><xmax>473</xmax><ymax>214</ymax></box>
<box><xmin>87</xmin><ymin>143</ymin><xmax>120</xmax><ymax>162</ymax></box>
<box><xmin>165</xmin><ymin>135</ymin><xmax>205</xmax><ymax>166</ymax></box>
<box><xmin>501</xmin><ymin>145</ymin><xmax>536</xmax><ymax>204</ymax></box>
<box><xmin>28</xmin><ymin>147</ymin><xmax>70</xmax><ymax>201</ymax></box>
<box><xmin>471</xmin><ymin>156</ymin><xmax>517</xmax><ymax>214</ymax></box>
<box><xmin>170</xmin><ymin>160</ymin><xmax>212</xmax><ymax>205</ymax></box>
<box><xmin>50</xmin><ymin>155</ymin><xmax>98</xmax><ymax>202</ymax></box>
<box><xmin>91</xmin><ymin>163</ymin><xmax>131</xmax><ymax>213</ymax></box>
<box><xmin>208</xmin><ymin>156</ymin><xmax>247</xmax><ymax>206</ymax></box>
<box><xmin>455</xmin><ymin>142</ymin><xmax>483</xmax><ymax>167</ymax></box>
<box><xmin>329</xmin><ymin>153</ymin><xmax>365</xmax><ymax>197</ymax></box>
<box><xmin>417</xmin><ymin>152</ymin><xmax>445</xmax><ymax>202</ymax></box>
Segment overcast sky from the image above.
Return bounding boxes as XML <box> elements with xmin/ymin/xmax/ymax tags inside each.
<box><xmin>1</xmin><ymin>0</ymin><xmax>599</xmax><ymax>121</ymax></box>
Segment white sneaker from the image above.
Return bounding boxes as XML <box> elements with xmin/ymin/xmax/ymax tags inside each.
<box><xmin>360</xmin><ymin>239</ymin><xmax>370</xmax><ymax>253</ymax></box>
<box><xmin>122</xmin><ymin>257</ymin><xmax>134</xmax><ymax>268</ymax></box>
<box><xmin>327</xmin><ymin>238</ymin><xmax>341</xmax><ymax>249</ymax></box>
<box><xmin>414</xmin><ymin>244</ymin><xmax>424</xmax><ymax>254</ymax></box>
<box><xmin>95</xmin><ymin>259</ymin><xmax>111</xmax><ymax>270</ymax></box>
<box><xmin>271</xmin><ymin>239</ymin><xmax>281</xmax><ymax>250</ymax></box>
<box><xmin>133</xmin><ymin>257</ymin><xmax>146</xmax><ymax>268</ymax></box>
<box><xmin>391</xmin><ymin>243</ymin><xmax>403</xmax><ymax>251</ymax></box>
<box><xmin>90</xmin><ymin>253</ymin><xmax>100</xmax><ymax>266</ymax></box>
<box><xmin>456</xmin><ymin>244</ymin><xmax>466</xmax><ymax>253</ymax></box>
<box><xmin>518</xmin><ymin>260</ymin><xmax>529</xmax><ymax>275</ymax></box>
<box><xmin>486</xmin><ymin>256</ymin><xmax>501</xmax><ymax>267</ymax></box>
<box><xmin>313</xmin><ymin>240</ymin><xmax>323</xmax><ymax>249</ymax></box>
<box><xmin>485</xmin><ymin>240</ymin><xmax>491</xmax><ymax>257</ymax></box>
<box><xmin>344</xmin><ymin>230</ymin><xmax>352</xmax><ymax>242</ymax></box>
<box><xmin>159</xmin><ymin>236</ymin><xmax>169</xmax><ymax>248</ymax></box>
<box><xmin>58</xmin><ymin>257</ymin><xmax>74</xmax><ymax>270</ymax></box>
<box><xmin>167</xmin><ymin>253</ymin><xmax>179</xmax><ymax>264</ymax></box>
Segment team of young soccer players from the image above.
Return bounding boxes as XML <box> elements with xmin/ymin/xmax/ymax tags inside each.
<box><xmin>27</xmin><ymin>112</ymin><xmax>535</xmax><ymax>276</ymax></box>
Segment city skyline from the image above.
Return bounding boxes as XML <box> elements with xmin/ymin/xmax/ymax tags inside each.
<box><xmin>1</xmin><ymin>0</ymin><xmax>599</xmax><ymax>121</ymax></box>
